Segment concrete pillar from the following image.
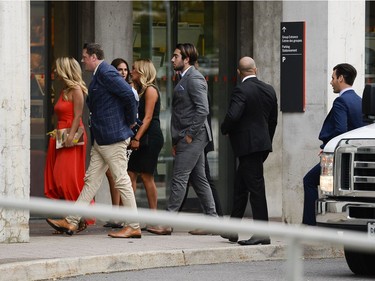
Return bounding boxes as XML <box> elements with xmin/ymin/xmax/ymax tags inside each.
<box><xmin>252</xmin><ymin>1</ymin><xmax>283</xmax><ymax>218</ymax></box>
<box><xmin>326</xmin><ymin>1</ymin><xmax>365</xmax><ymax>104</ymax></box>
<box><xmin>94</xmin><ymin>1</ymin><xmax>134</xmax><ymax>205</ymax></box>
<box><xmin>95</xmin><ymin>1</ymin><xmax>133</xmax><ymax>64</ymax></box>
<box><xmin>0</xmin><ymin>1</ymin><xmax>30</xmax><ymax>242</ymax></box>
<box><xmin>281</xmin><ymin>0</ymin><xmax>365</xmax><ymax>224</ymax></box>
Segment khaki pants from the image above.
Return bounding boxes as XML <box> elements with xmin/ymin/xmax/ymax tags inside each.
<box><xmin>66</xmin><ymin>139</ymin><xmax>139</xmax><ymax>229</ymax></box>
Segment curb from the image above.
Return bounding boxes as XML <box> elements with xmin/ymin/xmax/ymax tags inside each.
<box><xmin>0</xmin><ymin>243</ymin><xmax>343</xmax><ymax>281</ymax></box>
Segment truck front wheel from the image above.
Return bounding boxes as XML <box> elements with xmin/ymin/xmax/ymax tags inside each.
<box><xmin>344</xmin><ymin>248</ymin><xmax>375</xmax><ymax>276</ymax></box>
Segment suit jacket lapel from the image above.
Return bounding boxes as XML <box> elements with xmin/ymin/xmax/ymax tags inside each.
<box><xmin>175</xmin><ymin>66</ymin><xmax>193</xmax><ymax>89</ymax></box>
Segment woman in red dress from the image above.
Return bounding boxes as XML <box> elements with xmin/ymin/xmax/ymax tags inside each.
<box><xmin>44</xmin><ymin>57</ymin><xmax>94</xmax><ymax>231</ymax></box>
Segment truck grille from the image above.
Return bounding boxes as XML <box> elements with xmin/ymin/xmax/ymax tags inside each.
<box><xmin>338</xmin><ymin>149</ymin><xmax>375</xmax><ymax>192</ymax></box>
<box><xmin>341</xmin><ymin>153</ymin><xmax>351</xmax><ymax>190</ymax></box>
<box><xmin>348</xmin><ymin>206</ymin><xmax>375</xmax><ymax>220</ymax></box>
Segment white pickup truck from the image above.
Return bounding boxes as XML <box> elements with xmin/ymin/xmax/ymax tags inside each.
<box><xmin>316</xmin><ymin>84</ymin><xmax>375</xmax><ymax>276</ymax></box>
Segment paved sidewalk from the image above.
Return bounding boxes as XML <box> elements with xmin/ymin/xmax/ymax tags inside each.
<box><xmin>0</xmin><ymin>219</ymin><xmax>343</xmax><ymax>281</ymax></box>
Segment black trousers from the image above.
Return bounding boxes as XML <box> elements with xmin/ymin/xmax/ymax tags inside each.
<box><xmin>204</xmin><ymin>152</ymin><xmax>223</xmax><ymax>216</ymax></box>
<box><xmin>302</xmin><ymin>163</ymin><xmax>320</xmax><ymax>225</ymax></box>
<box><xmin>230</xmin><ymin>151</ymin><xmax>269</xmax><ymax>222</ymax></box>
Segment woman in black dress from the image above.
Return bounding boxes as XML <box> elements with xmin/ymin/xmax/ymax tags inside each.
<box><xmin>128</xmin><ymin>59</ymin><xmax>164</xmax><ymax>210</ymax></box>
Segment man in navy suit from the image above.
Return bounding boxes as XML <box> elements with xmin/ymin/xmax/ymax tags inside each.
<box><xmin>302</xmin><ymin>63</ymin><xmax>365</xmax><ymax>225</ymax></box>
<box><xmin>47</xmin><ymin>43</ymin><xmax>141</xmax><ymax>238</ymax></box>
<box><xmin>220</xmin><ymin>57</ymin><xmax>278</xmax><ymax>246</ymax></box>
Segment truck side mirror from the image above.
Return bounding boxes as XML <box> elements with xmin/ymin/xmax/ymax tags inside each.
<box><xmin>362</xmin><ymin>83</ymin><xmax>375</xmax><ymax>123</ymax></box>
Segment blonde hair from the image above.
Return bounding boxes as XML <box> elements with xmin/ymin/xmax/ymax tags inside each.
<box><xmin>55</xmin><ymin>57</ymin><xmax>88</xmax><ymax>98</ymax></box>
<box><xmin>133</xmin><ymin>59</ymin><xmax>157</xmax><ymax>98</ymax></box>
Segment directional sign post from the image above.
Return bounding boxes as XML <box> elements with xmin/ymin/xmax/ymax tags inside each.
<box><xmin>280</xmin><ymin>22</ymin><xmax>305</xmax><ymax>112</ymax></box>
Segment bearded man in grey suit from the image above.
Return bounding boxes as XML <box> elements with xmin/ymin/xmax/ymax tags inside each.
<box><xmin>147</xmin><ymin>43</ymin><xmax>217</xmax><ymax>235</ymax></box>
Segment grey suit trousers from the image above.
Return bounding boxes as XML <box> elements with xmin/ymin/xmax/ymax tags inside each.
<box><xmin>167</xmin><ymin>128</ymin><xmax>217</xmax><ymax>216</ymax></box>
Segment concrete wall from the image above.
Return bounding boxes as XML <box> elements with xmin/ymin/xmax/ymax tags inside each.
<box><xmin>327</xmin><ymin>1</ymin><xmax>365</xmax><ymax>104</ymax></box>
<box><xmin>252</xmin><ymin>2</ymin><xmax>283</xmax><ymax>218</ymax></box>
<box><xmin>0</xmin><ymin>1</ymin><xmax>30</xmax><ymax>242</ymax></box>
<box><xmin>95</xmin><ymin>1</ymin><xmax>134</xmax><ymax>65</ymax></box>
<box><xmin>281</xmin><ymin>0</ymin><xmax>365</xmax><ymax>224</ymax></box>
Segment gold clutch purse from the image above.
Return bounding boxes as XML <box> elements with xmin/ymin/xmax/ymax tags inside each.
<box><xmin>54</xmin><ymin>127</ymin><xmax>84</xmax><ymax>149</ymax></box>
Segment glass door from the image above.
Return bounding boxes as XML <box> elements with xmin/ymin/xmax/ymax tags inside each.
<box><xmin>132</xmin><ymin>1</ymin><xmax>237</xmax><ymax>212</ymax></box>
<box><xmin>30</xmin><ymin>1</ymin><xmax>48</xmax><ymax>197</ymax></box>
<box><xmin>30</xmin><ymin>1</ymin><xmax>81</xmax><ymax>198</ymax></box>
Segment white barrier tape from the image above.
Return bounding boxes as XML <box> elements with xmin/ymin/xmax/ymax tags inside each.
<box><xmin>0</xmin><ymin>196</ymin><xmax>375</xmax><ymax>253</ymax></box>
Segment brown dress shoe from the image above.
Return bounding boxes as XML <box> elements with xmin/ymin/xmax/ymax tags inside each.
<box><xmin>188</xmin><ymin>229</ymin><xmax>212</xmax><ymax>235</ymax></box>
<box><xmin>146</xmin><ymin>226</ymin><xmax>172</xmax><ymax>235</ymax></box>
<box><xmin>108</xmin><ymin>226</ymin><xmax>141</xmax><ymax>238</ymax></box>
<box><xmin>46</xmin><ymin>218</ymin><xmax>78</xmax><ymax>236</ymax></box>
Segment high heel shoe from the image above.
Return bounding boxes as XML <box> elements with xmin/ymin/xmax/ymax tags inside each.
<box><xmin>77</xmin><ymin>220</ymin><xmax>88</xmax><ymax>233</ymax></box>
<box><xmin>46</xmin><ymin>218</ymin><xmax>77</xmax><ymax>236</ymax></box>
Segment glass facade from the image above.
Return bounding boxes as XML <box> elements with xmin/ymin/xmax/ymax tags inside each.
<box><xmin>30</xmin><ymin>1</ymin><xmax>82</xmax><ymax>198</ymax></box>
<box><xmin>30</xmin><ymin>1</ymin><xmax>47</xmax><ymax>198</ymax></box>
<box><xmin>132</xmin><ymin>1</ymin><xmax>236</xmax><ymax>211</ymax></box>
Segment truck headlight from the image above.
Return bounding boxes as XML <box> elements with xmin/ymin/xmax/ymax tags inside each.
<box><xmin>319</xmin><ymin>153</ymin><xmax>334</xmax><ymax>194</ymax></box>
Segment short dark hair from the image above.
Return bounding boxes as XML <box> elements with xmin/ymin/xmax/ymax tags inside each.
<box><xmin>176</xmin><ymin>43</ymin><xmax>198</xmax><ymax>66</ymax></box>
<box><xmin>83</xmin><ymin>43</ymin><xmax>105</xmax><ymax>60</ymax></box>
<box><xmin>333</xmin><ymin>63</ymin><xmax>357</xmax><ymax>86</ymax></box>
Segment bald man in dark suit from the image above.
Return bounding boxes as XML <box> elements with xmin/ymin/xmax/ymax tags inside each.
<box><xmin>221</xmin><ymin>56</ymin><xmax>278</xmax><ymax>246</ymax></box>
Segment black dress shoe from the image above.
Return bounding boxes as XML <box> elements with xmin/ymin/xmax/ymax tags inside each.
<box><xmin>103</xmin><ymin>222</ymin><xmax>123</xmax><ymax>228</ymax></box>
<box><xmin>220</xmin><ymin>233</ymin><xmax>239</xmax><ymax>242</ymax></box>
<box><xmin>238</xmin><ymin>236</ymin><xmax>271</xmax><ymax>246</ymax></box>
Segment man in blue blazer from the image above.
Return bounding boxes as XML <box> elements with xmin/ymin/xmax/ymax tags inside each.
<box><xmin>221</xmin><ymin>57</ymin><xmax>278</xmax><ymax>246</ymax></box>
<box><xmin>47</xmin><ymin>43</ymin><xmax>141</xmax><ymax>238</ymax></box>
<box><xmin>302</xmin><ymin>63</ymin><xmax>365</xmax><ymax>225</ymax></box>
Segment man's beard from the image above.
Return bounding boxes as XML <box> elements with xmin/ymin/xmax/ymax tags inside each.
<box><xmin>173</xmin><ymin>64</ymin><xmax>184</xmax><ymax>72</ymax></box>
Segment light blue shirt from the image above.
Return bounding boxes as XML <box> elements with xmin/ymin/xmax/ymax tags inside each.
<box><xmin>339</xmin><ymin>87</ymin><xmax>354</xmax><ymax>97</ymax></box>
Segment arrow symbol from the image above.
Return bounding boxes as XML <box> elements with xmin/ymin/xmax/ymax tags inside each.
<box><xmin>282</xmin><ymin>26</ymin><xmax>286</xmax><ymax>33</ymax></box>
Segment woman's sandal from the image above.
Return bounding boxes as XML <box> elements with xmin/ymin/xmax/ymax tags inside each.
<box><xmin>49</xmin><ymin>220</ymin><xmax>87</xmax><ymax>235</ymax></box>
<box><xmin>76</xmin><ymin>220</ymin><xmax>88</xmax><ymax>233</ymax></box>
